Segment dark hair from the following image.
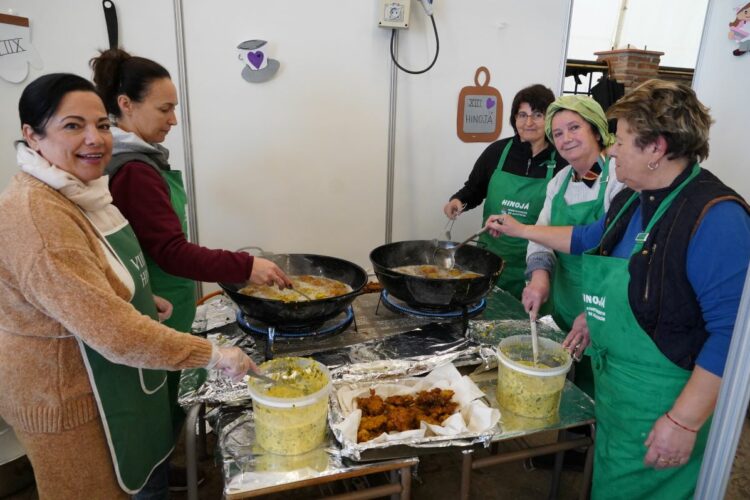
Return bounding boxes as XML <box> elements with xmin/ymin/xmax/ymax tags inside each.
<box><xmin>18</xmin><ymin>73</ymin><xmax>98</xmax><ymax>137</ymax></box>
<box><xmin>90</xmin><ymin>48</ymin><xmax>170</xmax><ymax>118</ymax></box>
<box><xmin>509</xmin><ymin>84</ymin><xmax>556</xmax><ymax>135</ymax></box>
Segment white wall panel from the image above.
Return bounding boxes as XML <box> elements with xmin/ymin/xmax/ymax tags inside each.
<box><xmin>693</xmin><ymin>0</ymin><xmax>749</xmax><ymax>199</ymax></box>
<box><xmin>181</xmin><ymin>0</ymin><xmax>571</xmax><ymax>273</ymax></box>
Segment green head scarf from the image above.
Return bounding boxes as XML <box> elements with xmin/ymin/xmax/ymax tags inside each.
<box><xmin>544</xmin><ymin>95</ymin><xmax>615</xmax><ymax>148</ymax></box>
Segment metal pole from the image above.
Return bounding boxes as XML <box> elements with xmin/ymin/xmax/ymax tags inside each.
<box><xmin>695</xmin><ymin>265</ymin><xmax>750</xmax><ymax>499</ymax></box>
<box><xmin>172</xmin><ymin>0</ymin><xmax>202</xmax><ymax>297</ymax></box>
<box><xmin>557</xmin><ymin>0</ymin><xmax>574</xmax><ymax>96</ymax></box>
<box><xmin>612</xmin><ymin>0</ymin><xmax>630</xmax><ymax>49</ymax></box>
<box><xmin>385</xmin><ymin>31</ymin><xmax>398</xmax><ymax>244</ymax></box>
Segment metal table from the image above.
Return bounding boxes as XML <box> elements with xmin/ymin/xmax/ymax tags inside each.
<box><xmin>182</xmin><ymin>287</ymin><xmax>595</xmax><ymax>499</ymax></box>
<box><xmin>460</xmin><ymin>377</ymin><xmax>595</xmax><ymax>500</ymax></box>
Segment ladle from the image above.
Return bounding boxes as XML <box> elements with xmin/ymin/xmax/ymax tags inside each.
<box><xmin>530</xmin><ymin>313</ymin><xmax>539</xmax><ymax>366</ymax></box>
<box><xmin>433</xmin><ymin>227</ymin><xmax>489</xmax><ymax>271</ymax></box>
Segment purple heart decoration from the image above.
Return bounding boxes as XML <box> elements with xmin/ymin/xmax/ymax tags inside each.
<box><xmin>247</xmin><ymin>51</ymin><xmax>265</xmax><ymax>69</ymax></box>
<box><xmin>486</xmin><ymin>97</ymin><xmax>496</xmax><ymax>109</ymax></box>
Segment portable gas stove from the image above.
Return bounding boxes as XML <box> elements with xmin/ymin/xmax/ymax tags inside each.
<box><xmin>236</xmin><ymin>306</ymin><xmax>357</xmax><ymax>359</ymax></box>
<box><xmin>227</xmin><ymin>291</ymin><xmax>485</xmax><ymax>361</ymax></box>
<box><xmin>376</xmin><ymin>289</ymin><xmax>486</xmax><ymax>321</ymax></box>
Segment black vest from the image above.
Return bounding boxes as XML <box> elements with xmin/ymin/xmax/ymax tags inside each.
<box><xmin>599</xmin><ymin>168</ymin><xmax>749</xmax><ymax>370</ymax></box>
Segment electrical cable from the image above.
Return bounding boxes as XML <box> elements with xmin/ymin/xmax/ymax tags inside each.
<box><xmin>390</xmin><ymin>15</ymin><xmax>439</xmax><ymax>74</ymax></box>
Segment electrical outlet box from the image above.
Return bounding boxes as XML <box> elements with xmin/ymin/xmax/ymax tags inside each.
<box><xmin>378</xmin><ymin>0</ymin><xmax>411</xmax><ymax>29</ymax></box>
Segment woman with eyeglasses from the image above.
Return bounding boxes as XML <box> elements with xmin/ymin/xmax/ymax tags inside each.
<box><xmin>443</xmin><ymin>84</ymin><xmax>567</xmax><ymax>300</ymax></box>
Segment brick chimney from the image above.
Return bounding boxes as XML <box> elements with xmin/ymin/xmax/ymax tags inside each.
<box><xmin>594</xmin><ymin>47</ymin><xmax>664</xmax><ymax>91</ymax></box>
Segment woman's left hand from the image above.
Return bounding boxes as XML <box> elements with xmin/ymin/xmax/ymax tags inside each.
<box><xmin>153</xmin><ymin>295</ymin><xmax>173</xmax><ymax>322</ymax></box>
<box><xmin>643</xmin><ymin>414</ymin><xmax>697</xmax><ymax>469</ymax></box>
<box><xmin>562</xmin><ymin>312</ymin><xmax>590</xmax><ymax>361</ymax></box>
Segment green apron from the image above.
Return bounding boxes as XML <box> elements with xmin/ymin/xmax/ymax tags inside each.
<box><xmin>582</xmin><ymin>164</ymin><xmax>709</xmax><ymax>499</ymax></box>
<box><xmin>144</xmin><ymin>169</ymin><xmax>199</xmax><ymax>431</ymax></box>
<box><xmin>480</xmin><ymin>140</ymin><xmax>556</xmax><ymax>299</ymax></box>
<box><xmin>78</xmin><ymin>221</ymin><xmax>173</xmax><ymax>494</ymax></box>
<box><xmin>549</xmin><ymin>157</ymin><xmax>610</xmax><ymax>397</ymax></box>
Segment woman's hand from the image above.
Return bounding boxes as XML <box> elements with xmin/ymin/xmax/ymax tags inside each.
<box><xmin>153</xmin><ymin>295</ymin><xmax>173</xmax><ymax>322</ymax></box>
<box><xmin>562</xmin><ymin>312</ymin><xmax>590</xmax><ymax>361</ymax></box>
<box><xmin>485</xmin><ymin>214</ymin><xmax>525</xmax><ymax>238</ymax></box>
<box><xmin>522</xmin><ymin>271</ymin><xmax>550</xmax><ymax>320</ymax></box>
<box><xmin>643</xmin><ymin>413</ymin><xmax>698</xmax><ymax>469</ymax></box>
<box><xmin>249</xmin><ymin>257</ymin><xmax>293</xmax><ymax>288</ymax></box>
<box><xmin>214</xmin><ymin>346</ymin><xmax>257</xmax><ymax>382</ymax></box>
<box><xmin>443</xmin><ymin>199</ymin><xmax>465</xmax><ymax>219</ymax></box>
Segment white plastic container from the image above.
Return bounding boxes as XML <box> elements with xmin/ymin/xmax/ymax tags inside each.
<box><xmin>247</xmin><ymin>357</ymin><xmax>331</xmax><ymax>455</ymax></box>
<box><xmin>496</xmin><ymin>335</ymin><xmax>572</xmax><ymax>419</ymax></box>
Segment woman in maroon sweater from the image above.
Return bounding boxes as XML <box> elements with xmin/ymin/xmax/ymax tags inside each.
<box><xmin>91</xmin><ymin>48</ymin><xmax>291</xmax><ymax>332</ymax></box>
<box><xmin>91</xmin><ymin>48</ymin><xmax>291</xmax><ymax>493</ymax></box>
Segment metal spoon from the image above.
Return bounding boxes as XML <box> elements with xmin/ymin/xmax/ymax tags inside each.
<box><xmin>290</xmin><ymin>287</ymin><xmax>314</xmax><ymax>301</ymax></box>
<box><xmin>443</xmin><ymin>202</ymin><xmax>467</xmax><ymax>240</ymax></box>
<box><xmin>246</xmin><ymin>370</ymin><xmax>279</xmax><ymax>385</ymax></box>
<box><xmin>433</xmin><ymin>227</ymin><xmax>489</xmax><ymax>271</ymax></box>
<box><xmin>246</xmin><ymin>370</ymin><xmax>307</xmax><ymax>394</ymax></box>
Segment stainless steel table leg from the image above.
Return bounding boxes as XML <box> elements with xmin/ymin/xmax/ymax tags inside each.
<box><xmin>390</xmin><ymin>469</ymin><xmax>399</xmax><ymax>500</ymax></box>
<box><xmin>548</xmin><ymin>431</ymin><xmax>565</xmax><ymax>499</ymax></box>
<box><xmin>198</xmin><ymin>403</ymin><xmax>208</xmax><ymax>460</ymax></box>
<box><xmin>185</xmin><ymin>403</ymin><xmax>201</xmax><ymax>500</ymax></box>
<box><xmin>548</xmin><ymin>450</ymin><xmax>564</xmax><ymax>499</ymax></box>
<box><xmin>580</xmin><ymin>423</ymin><xmax>596</xmax><ymax>500</ymax></box>
<box><xmin>400</xmin><ymin>464</ymin><xmax>412</xmax><ymax>499</ymax></box>
<box><xmin>460</xmin><ymin>449</ymin><xmax>474</xmax><ymax>500</ymax></box>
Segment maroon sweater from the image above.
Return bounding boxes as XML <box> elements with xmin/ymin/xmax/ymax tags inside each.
<box><xmin>109</xmin><ymin>162</ymin><xmax>253</xmax><ymax>283</ymax></box>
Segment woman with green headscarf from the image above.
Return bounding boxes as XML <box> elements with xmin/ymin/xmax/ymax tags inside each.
<box><xmin>522</xmin><ymin>95</ymin><xmax>625</xmax><ymax>397</ymax></box>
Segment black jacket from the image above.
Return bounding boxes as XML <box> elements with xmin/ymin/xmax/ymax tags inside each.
<box><xmin>450</xmin><ymin>135</ymin><xmax>567</xmax><ymax>210</ymax></box>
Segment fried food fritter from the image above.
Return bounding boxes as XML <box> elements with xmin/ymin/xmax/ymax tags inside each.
<box><xmin>354</xmin><ymin>388</ymin><xmax>458</xmax><ymax>442</ymax></box>
<box><xmin>355</xmin><ymin>390</ymin><xmax>385</xmax><ymax>416</ymax></box>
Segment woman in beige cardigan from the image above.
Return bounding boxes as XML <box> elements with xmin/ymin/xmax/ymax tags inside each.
<box><xmin>0</xmin><ymin>73</ymin><xmax>253</xmax><ymax>499</ymax></box>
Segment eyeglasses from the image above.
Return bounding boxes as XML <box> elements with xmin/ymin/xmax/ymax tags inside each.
<box><xmin>516</xmin><ymin>111</ymin><xmax>545</xmax><ymax>122</ymax></box>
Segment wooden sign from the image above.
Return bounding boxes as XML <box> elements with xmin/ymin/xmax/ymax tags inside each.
<box><xmin>457</xmin><ymin>67</ymin><xmax>502</xmax><ymax>142</ymax></box>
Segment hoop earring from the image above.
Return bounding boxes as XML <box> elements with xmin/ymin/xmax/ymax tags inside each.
<box><xmin>647</xmin><ymin>161</ymin><xmax>660</xmax><ymax>171</ymax></box>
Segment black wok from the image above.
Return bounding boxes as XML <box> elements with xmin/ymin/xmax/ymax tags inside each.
<box><xmin>219</xmin><ymin>254</ymin><xmax>368</xmax><ymax>329</ymax></box>
<box><xmin>369</xmin><ymin>240</ymin><xmax>503</xmax><ymax>310</ymax></box>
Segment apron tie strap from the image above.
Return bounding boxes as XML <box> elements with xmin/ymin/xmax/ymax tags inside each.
<box><xmin>590</xmin><ymin>345</ymin><xmax>608</xmax><ymax>371</ymax></box>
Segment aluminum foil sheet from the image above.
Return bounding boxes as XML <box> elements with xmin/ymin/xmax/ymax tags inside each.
<box><xmin>179</xmin><ymin>331</ymin><xmax>257</xmax><ymax>407</ymax></box>
<box><xmin>216</xmin><ymin>405</ymin><xmax>415</xmax><ymax>496</ymax></box>
<box><xmin>179</xmin><ymin>311</ymin><xmax>481</xmax><ymax>407</ymax></box>
<box><xmin>329</xmin><ymin>375</ymin><xmax>496</xmax><ymax>461</ymax></box>
<box><xmin>473</xmin><ymin>374</ymin><xmax>595</xmax><ymax>439</ymax></box>
<box><xmin>191</xmin><ymin>294</ymin><xmax>239</xmax><ymax>333</ymax></box>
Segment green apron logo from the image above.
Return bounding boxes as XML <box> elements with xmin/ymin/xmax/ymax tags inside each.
<box><xmin>500</xmin><ymin>198</ymin><xmax>530</xmax><ymax>218</ymax></box>
<box><xmin>129</xmin><ymin>252</ymin><xmax>150</xmax><ymax>288</ymax></box>
<box><xmin>583</xmin><ymin>293</ymin><xmax>606</xmax><ymax>322</ymax></box>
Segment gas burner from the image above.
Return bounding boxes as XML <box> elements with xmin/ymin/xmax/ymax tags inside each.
<box><xmin>378</xmin><ymin>290</ymin><xmax>485</xmax><ymax>320</ymax></box>
<box><xmin>235</xmin><ymin>306</ymin><xmax>354</xmax><ymax>339</ymax></box>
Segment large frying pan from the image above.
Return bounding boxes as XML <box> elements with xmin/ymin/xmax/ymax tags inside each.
<box><xmin>219</xmin><ymin>254</ymin><xmax>368</xmax><ymax>329</ymax></box>
<box><xmin>369</xmin><ymin>240</ymin><xmax>503</xmax><ymax>310</ymax></box>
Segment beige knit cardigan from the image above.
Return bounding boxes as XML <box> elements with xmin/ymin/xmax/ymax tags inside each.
<box><xmin>0</xmin><ymin>172</ymin><xmax>213</xmax><ymax>434</ymax></box>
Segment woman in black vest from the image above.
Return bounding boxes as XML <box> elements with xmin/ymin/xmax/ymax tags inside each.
<box><xmin>484</xmin><ymin>79</ymin><xmax>750</xmax><ymax>499</ymax></box>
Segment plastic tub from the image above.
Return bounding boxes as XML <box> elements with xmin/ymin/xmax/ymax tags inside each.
<box><xmin>247</xmin><ymin>357</ymin><xmax>331</xmax><ymax>455</ymax></box>
<box><xmin>496</xmin><ymin>335</ymin><xmax>572</xmax><ymax>419</ymax></box>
